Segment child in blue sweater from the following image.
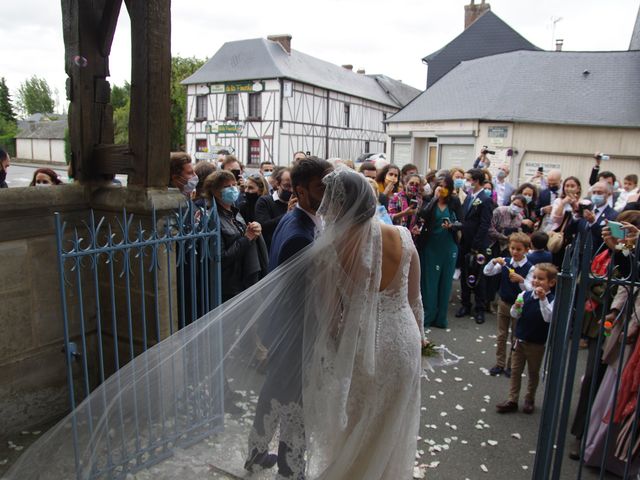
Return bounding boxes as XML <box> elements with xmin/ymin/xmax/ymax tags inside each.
<box><xmin>496</xmin><ymin>263</ymin><xmax>558</xmax><ymax>414</ymax></box>
<box><xmin>484</xmin><ymin>232</ymin><xmax>534</xmax><ymax>376</ymax></box>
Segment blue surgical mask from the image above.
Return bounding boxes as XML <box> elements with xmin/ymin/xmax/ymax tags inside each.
<box><xmin>264</xmin><ymin>171</ymin><xmax>272</xmax><ymax>178</ymax></box>
<box><xmin>483</xmin><ymin>188</ymin><xmax>493</xmax><ymax>197</ymax></box>
<box><xmin>613</xmin><ymin>181</ymin><xmax>620</xmax><ymax>190</ymax></box>
<box><xmin>454</xmin><ymin>178</ymin><xmax>465</xmax><ymax>189</ymax></box>
<box><xmin>510</xmin><ymin>204</ymin><xmax>523</xmax><ymax>216</ymax></box>
<box><xmin>523</xmin><ymin>195</ymin><xmax>533</xmax><ymax>204</ymax></box>
<box><xmin>221</xmin><ymin>186</ymin><xmax>240</xmax><ymax>204</ymax></box>
<box><xmin>591</xmin><ymin>194</ymin><xmax>605</xmax><ymax>207</ymax></box>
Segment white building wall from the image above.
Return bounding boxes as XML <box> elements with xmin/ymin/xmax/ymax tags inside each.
<box><xmin>16</xmin><ymin>139</ymin><xmax>33</xmax><ymax>160</ymax></box>
<box><xmin>50</xmin><ymin>140</ymin><xmax>66</xmax><ymax>163</ymax></box>
<box><xmin>32</xmin><ymin>139</ymin><xmax>51</xmax><ymax>162</ymax></box>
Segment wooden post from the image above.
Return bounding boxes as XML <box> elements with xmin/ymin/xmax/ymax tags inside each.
<box><xmin>62</xmin><ymin>0</ymin><xmax>171</xmax><ymax>188</ymax></box>
<box><xmin>126</xmin><ymin>0</ymin><xmax>172</xmax><ymax>188</ymax></box>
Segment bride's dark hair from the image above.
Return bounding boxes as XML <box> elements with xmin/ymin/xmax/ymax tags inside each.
<box><xmin>319</xmin><ymin>168</ymin><xmax>376</xmax><ymax>225</ymax></box>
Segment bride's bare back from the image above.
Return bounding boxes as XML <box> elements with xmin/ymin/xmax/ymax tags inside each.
<box><xmin>379</xmin><ymin>224</ymin><xmax>403</xmax><ymax>291</ymax></box>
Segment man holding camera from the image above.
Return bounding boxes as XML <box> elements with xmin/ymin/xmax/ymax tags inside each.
<box><xmin>566</xmin><ymin>181</ymin><xmax>618</xmax><ymax>257</ymax></box>
<box><xmin>456</xmin><ymin>168</ymin><xmax>494</xmax><ymax>324</ymax></box>
<box><xmin>473</xmin><ymin>146</ymin><xmax>493</xmax><ymax>169</ymax></box>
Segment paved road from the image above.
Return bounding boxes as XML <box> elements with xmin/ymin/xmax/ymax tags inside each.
<box><xmin>4</xmin><ymin>162</ymin><xmax>126</xmax><ymax>187</ymax></box>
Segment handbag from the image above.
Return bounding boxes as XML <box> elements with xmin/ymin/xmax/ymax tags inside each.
<box><xmin>547</xmin><ymin>213</ymin><xmax>570</xmax><ymax>253</ymax></box>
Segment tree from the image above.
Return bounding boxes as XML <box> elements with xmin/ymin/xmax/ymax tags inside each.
<box><xmin>17</xmin><ymin>75</ymin><xmax>55</xmax><ymax>116</ymax></box>
<box><xmin>0</xmin><ymin>78</ymin><xmax>16</xmax><ymax>123</ymax></box>
<box><xmin>171</xmin><ymin>56</ymin><xmax>206</xmax><ymax>150</ymax></box>
<box><xmin>113</xmin><ymin>97</ymin><xmax>130</xmax><ymax>144</ymax></box>
<box><xmin>111</xmin><ymin>81</ymin><xmax>130</xmax><ymax>110</ymax></box>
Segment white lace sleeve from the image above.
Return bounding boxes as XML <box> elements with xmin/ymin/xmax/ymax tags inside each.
<box><xmin>408</xmin><ymin>242</ymin><xmax>425</xmax><ymax>338</ymax></box>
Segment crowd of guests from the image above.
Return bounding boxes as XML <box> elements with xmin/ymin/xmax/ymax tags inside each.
<box><xmin>169</xmin><ymin>147</ymin><xmax>639</xmax><ymax>476</ymax></box>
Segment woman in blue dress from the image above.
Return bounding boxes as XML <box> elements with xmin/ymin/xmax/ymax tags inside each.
<box><xmin>417</xmin><ymin>174</ymin><xmax>462</xmax><ymax>329</ymax></box>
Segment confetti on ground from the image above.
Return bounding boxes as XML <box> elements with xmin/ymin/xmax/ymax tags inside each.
<box><xmin>480</xmin><ymin>464</ymin><xmax>488</xmax><ymax>472</ymax></box>
<box><xmin>454</xmin><ymin>377</ymin><xmax>463</xmax><ymax>382</ymax></box>
<box><xmin>487</xmin><ymin>440</ymin><xmax>498</xmax><ymax>446</ymax></box>
<box><xmin>440</xmin><ymin>412</ymin><xmax>448</xmax><ymax>417</ymax></box>
<box><xmin>455</xmin><ymin>404</ymin><xmax>464</xmax><ymax>411</ymax></box>
<box><xmin>522</xmin><ymin>465</ymin><xmax>529</xmax><ymax>470</ymax></box>
<box><xmin>435</xmin><ymin>378</ymin><xmax>443</xmax><ymax>383</ymax></box>
<box><xmin>512</xmin><ymin>433</ymin><xmax>522</xmax><ymax>440</ymax></box>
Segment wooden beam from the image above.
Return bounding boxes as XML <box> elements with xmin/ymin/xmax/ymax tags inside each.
<box><xmin>98</xmin><ymin>0</ymin><xmax>123</xmax><ymax>57</ymax></box>
<box><xmin>127</xmin><ymin>0</ymin><xmax>171</xmax><ymax>187</ymax></box>
<box><xmin>93</xmin><ymin>144</ymin><xmax>135</xmax><ymax>174</ymax></box>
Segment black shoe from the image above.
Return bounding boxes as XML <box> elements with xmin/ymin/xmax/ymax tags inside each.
<box><xmin>244</xmin><ymin>450</ymin><xmax>278</xmax><ymax>472</ymax></box>
<box><xmin>475</xmin><ymin>311</ymin><xmax>485</xmax><ymax>324</ymax></box>
<box><xmin>455</xmin><ymin>306</ymin><xmax>471</xmax><ymax>318</ymax></box>
<box><xmin>504</xmin><ymin>367</ymin><xmax>511</xmax><ymax>378</ymax></box>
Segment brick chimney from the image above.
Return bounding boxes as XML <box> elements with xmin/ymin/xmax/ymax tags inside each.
<box><xmin>555</xmin><ymin>39</ymin><xmax>564</xmax><ymax>51</ymax></box>
<box><xmin>464</xmin><ymin>0</ymin><xmax>490</xmax><ymax>29</ymax></box>
<box><xmin>268</xmin><ymin>34</ymin><xmax>292</xmax><ymax>54</ymax></box>
<box><xmin>342</xmin><ymin>64</ymin><xmax>353</xmax><ymax>71</ymax></box>
<box><xmin>357</xmin><ymin>69</ymin><xmax>366</xmax><ymax>74</ymax></box>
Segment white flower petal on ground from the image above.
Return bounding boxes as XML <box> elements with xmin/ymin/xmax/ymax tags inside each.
<box><xmin>481</xmin><ymin>441</ymin><xmax>487</xmax><ymax>447</ymax></box>
<box><xmin>454</xmin><ymin>377</ymin><xmax>463</xmax><ymax>382</ymax></box>
<box><xmin>487</xmin><ymin>440</ymin><xmax>498</xmax><ymax>446</ymax></box>
<box><xmin>413</xmin><ymin>466</ymin><xmax>426</xmax><ymax>479</ymax></box>
<box><xmin>435</xmin><ymin>378</ymin><xmax>443</xmax><ymax>383</ymax></box>
<box><xmin>522</xmin><ymin>465</ymin><xmax>529</xmax><ymax>470</ymax></box>
<box><xmin>440</xmin><ymin>411</ymin><xmax>448</xmax><ymax>417</ymax></box>
<box><xmin>512</xmin><ymin>433</ymin><xmax>522</xmax><ymax>440</ymax></box>
<box><xmin>428</xmin><ymin>461</ymin><xmax>440</xmax><ymax>468</ymax></box>
<box><xmin>455</xmin><ymin>404</ymin><xmax>464</xmax><ymax>411</ymax></box>
<box><xmin>480</xmin><ymin>464</ymin><xmax>488</xmax><ymax>472</ymax></box>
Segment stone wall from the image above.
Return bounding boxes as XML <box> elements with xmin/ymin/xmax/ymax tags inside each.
<box><xmin>0</xmin><ymin>185</ymin><xmax>184</xmax><ymax>435</ymax></box>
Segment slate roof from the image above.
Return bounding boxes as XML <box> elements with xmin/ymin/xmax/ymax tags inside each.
<box><xmin>422</xmin><ymin>10</ymin><xmax>541</xmax><ymax>88</ymax></box>
<box><xmin>182</xmin><ymin>38</ymin><xmax>420</xmax><ymax>108</ymax></box>
<box><xmin>17</xmin><ymin>115</ymin><xmax>67</xmax><ymax>139</ymax></box>
<box><xmin>387</xmin><ymin>50</ymin><xmax>640</xmax><ymax>128</ymax></box>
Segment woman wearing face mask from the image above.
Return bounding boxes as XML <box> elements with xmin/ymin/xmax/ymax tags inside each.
<box><xmin>29</xmin><ymin>168</ymin><xmax>63</xmax><ymax>186</ymax></box>
<box><xmin>550</xmin><ymin>176</ymin><xmax>582</xmax><ymax>231</ymax></box>
<box><xmin>488</xmin><ymin>195</ymin><xmax>527</xmax><ymax>257</ymax></box>
<box><xmin>255</xmin><ymin>167</ymin><xmax>292</xmax><ymax>250</ymax></box>
<box><xmin>417</xmin><ymin>174</ymin><xmax>462</xmax><ymax>329</ymax></box>
<box><xmin>514</xmin><ymin>183</ymin><xmax>539</xmax><ymax>232</ymax></box>
<box><xmin>375</xmin><ymin>164</ymin><xmax>401</xmax><ymax>206</ymax></box>
<box><xmin>240</xmin><ymin>173</ymin><xmax>269</xmax><ymax>223</ymax></box>
<box><xmin>449</xmin><ymin>167</ymin><xmax>467</xmax><ymax>203</ymax></box>
<box><xmin>203</xmin><ymin>170</ymin><xmax>268</xmax><ymax>302</ymax></box>
<box><xmin>388</xmin><ymin>174</ymin><xmax>423</xmax><ymax>233</ymax></box>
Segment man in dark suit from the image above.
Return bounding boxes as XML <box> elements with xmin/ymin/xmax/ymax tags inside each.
<box><xmin>566</xmin><ymin>181</ymin><xmax>618</xmax><ymax>257</ymax></box>
<box><xmin>456</xmin><ymin>168</ymin><xmax>494</xmax><ymax>324</ymax></box>
<box><xmin>535</xmin><ymin>169</ymin><xmax>562</xmax><ymax>218</ymax></box>
<box><xmin>246</xmin><ymin>157</ymin><xmax>333</xmax><ymax>479</ymax></box>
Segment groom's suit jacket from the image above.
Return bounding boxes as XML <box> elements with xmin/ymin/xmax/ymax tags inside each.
<box><xmin>268</xmin><ymin>206</ymin><xmax>316</xmax><ymax>272</ymax></box>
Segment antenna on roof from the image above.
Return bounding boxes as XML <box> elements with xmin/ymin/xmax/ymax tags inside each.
<box><xmin>550</xmin><ymin>16</ymin><xmax>563</xmax><ymax>50</ymax></box>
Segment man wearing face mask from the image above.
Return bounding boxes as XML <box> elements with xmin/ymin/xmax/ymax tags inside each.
<box><xmin>536</xmin><ymin>169</ymin><xmax>562</xmax><ymax>218</ymax></box>
<box><xmin>0</xmin><ymin>148</ymin><xmax>11</xmax><ymax>188</ymax></box>
<box><xmin>493</xmin><ymin>164</ymin><xmax>515</xmax><ymax>207</ymax></box>
<box><xmin>169</xmin><ymin>152</ymin><xmax>198</xmax><ymax>198</ymax></box>
<box><xmin>255</xmin><ymin>167</ymin><xmax>293</xmax><ymax>250</ymax></box>
<box><xmin>566</xmin><ymin>181</ymin><xmax>618</xmax><ymax>257</ymax></box>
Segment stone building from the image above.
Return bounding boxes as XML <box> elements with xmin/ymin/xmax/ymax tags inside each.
<box><xmin>181</xmin><ymin>35</ymin><xmax>420</xmax><ymax>165</ymax></box>
<box><xmin>16</xmin><ymin>114</ymin><xmax>67</xmax><ymax>164</ymax></box>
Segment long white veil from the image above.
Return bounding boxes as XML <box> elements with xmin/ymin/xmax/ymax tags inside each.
<box><xmin>5</xmin><ymin>167</ymin><xmax>395</xmax><ymax>479</ymax></box>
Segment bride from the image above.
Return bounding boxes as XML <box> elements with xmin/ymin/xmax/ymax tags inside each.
<box><xmin>6</xmin><ymin>167</ymin><xmax>425</xmax><ymax>480</ymax></box>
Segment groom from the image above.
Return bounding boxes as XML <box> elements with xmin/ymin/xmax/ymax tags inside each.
<box><xmin>246</xmin><ymin>157</ymin><xmax>333</xmax><ymax>479</ymax></box>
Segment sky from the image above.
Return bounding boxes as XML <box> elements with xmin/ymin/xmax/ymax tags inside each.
<box><xmin>2</xmin><ymin>0</ymin><xmax>639</xmax><ymax>113</ymax></box>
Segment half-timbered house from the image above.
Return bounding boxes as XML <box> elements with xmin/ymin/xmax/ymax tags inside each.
<box><xmin>182</xmin><ymin>35</ymin><xmax>420</xmax><ymax>166</ymax></box>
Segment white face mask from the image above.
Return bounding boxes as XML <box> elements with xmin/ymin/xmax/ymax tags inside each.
<box><xmin>35</xmin><ymin>183</ymin><xmax>52</xmax><ymax>187</ymax></box>
<box><xmin>184</xmin><ymin>175</ymin><xmax>199</xmax><ymax>194</ymax></box>
<box><xmin>509</xmin><ymin>204</ymin><xmax>523</xmax><ymax>216</ymax></box>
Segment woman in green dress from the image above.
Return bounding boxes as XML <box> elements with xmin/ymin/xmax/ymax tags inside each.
<box><xmin>417</xmin><ymin>174</ymin><xmax>463</xmax><ymax>329</ymax></box>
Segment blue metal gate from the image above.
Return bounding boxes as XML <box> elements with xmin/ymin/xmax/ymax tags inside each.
<box><xmin>533</xmin><ymin>232</ymin><xmax>640</xmax><ymax>479</ymax></box>
<box><xmin>55</xmin><ymin>205</ymin><xmax>223</xmax><ymax>478</ymax></box>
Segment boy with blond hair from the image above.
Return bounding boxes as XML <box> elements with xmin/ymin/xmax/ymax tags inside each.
<box><xmin>484</xmin><ymin>232</ymin><xmax>534</xmax><ymax>376</ymax></box>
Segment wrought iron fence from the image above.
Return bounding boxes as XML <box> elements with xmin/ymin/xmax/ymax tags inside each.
<box><xmin>55</xmin><ymin>204</ymin><xmax>223</xmax><ymax>479</ymax></box>
<box><xmin>534</xmin><ymin>232</ymin><xmax>640</xmax><ymax>479</ymax></box>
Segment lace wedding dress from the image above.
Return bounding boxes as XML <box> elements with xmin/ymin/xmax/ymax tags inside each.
<box><xmin>306</xmin><ymin>225</ymin><xmax>424</xmax><ymax>480</ymax></box>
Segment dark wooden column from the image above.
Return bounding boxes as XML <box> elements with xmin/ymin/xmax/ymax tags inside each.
<box><xmin>62</xmin><ymin>0</ymin><xmax>171</xmax><ymax>188</ymax></box>
<box><xmin>62</xmin><ymin>0</ymin><xmax>122</xmax><ymax>183</ymax></box>
<box><xmin>126</xmin><ymin>0</ymin><xmax>171</xmax><ymax>188</ymax></box>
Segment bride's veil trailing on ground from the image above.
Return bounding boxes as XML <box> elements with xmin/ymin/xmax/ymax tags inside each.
<box><xmin>5</xmin><ymin>167</ymin><xmax>387</xmax><ymax>479</ymax></box>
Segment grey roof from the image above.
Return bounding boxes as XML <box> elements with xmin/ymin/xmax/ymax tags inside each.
<box><xmin>17</xmin><ymin>115</ymin><xmax>67</xmax><ymax>139</ymax></box>
<box><xmin>631</xmin><ymin>5</ymin><xmax>640</xmax><ymax>50</ymax></box>
<box><xmin>422</xmin><ymin>10</ymin><xmax>541</xmax><ymax>88</ymax></box>
<box><xmin>369</xmin><ymin>74</ymin><xmax>421</xmax><ymax>107</ymax></box>
<box><xmin>387</xmin><ymin>50</ymin><xmax>640</xmax><ymax>128</ymax></box>
<box><xmin>182</xmin><ymin>38</ymin><xmax>420</xmax><ymax>108</ymax></box>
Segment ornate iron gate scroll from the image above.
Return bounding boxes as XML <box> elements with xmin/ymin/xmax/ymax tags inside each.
<box><xmin>55</xmin><ymin>205</ymin><xmax>223</xmax><ymax>479</ymax></box>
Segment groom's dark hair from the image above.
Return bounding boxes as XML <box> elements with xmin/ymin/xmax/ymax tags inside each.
<box><xmin>291</xmin><ymin>156</ymin><xmax>333</xmax><ymax>192</ymax></box>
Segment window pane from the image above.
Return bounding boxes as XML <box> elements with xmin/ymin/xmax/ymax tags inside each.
<box><xmin>196</xmin><ymin>95</ymin><xmax>207</xmax><ymax>119</ymax></box>
<box><xmin>249</xmin><ymin>93</ymin><xmax>261</xmax><ymax>118</ymax></box>
<box><xmin>227</xmin><ymin>94</ymin><xmax>239</xmax><ymax>120</ymax></box>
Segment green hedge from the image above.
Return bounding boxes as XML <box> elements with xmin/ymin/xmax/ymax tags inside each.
<box><xmin>0</xmin><ymin>136</ymin><xmax>15</xmax><ymax>157</ymax></box>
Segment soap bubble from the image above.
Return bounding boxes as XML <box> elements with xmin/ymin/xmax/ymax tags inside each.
<box><xmin>476</xmin><ymin>254</ymin><xmax>486</xmax><ymax>265</ymax></box>
<box><xmin>467</xmin><ymin>275</ymin><xmax>477</xmax><ymax>287</ymax></box>
<box><xmin>73</xmin><ymin>55</ymin><xmax>88</xmax><ymax>67</ymax></box>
